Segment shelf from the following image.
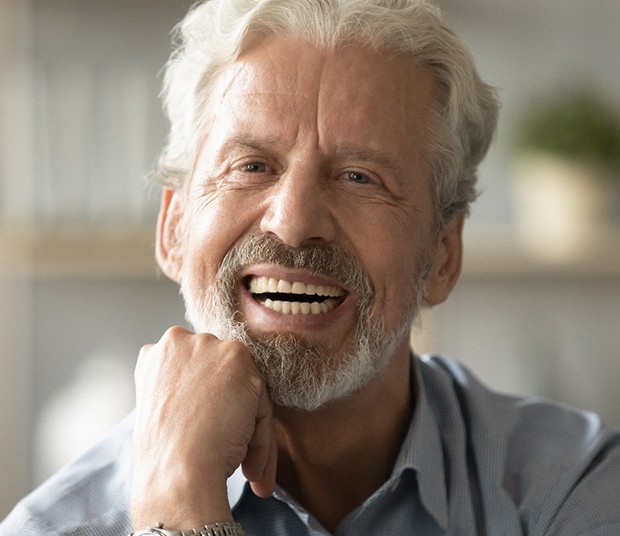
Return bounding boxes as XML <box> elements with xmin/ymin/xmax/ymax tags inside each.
<box><xmin>0</xmin><ymin>226</ymin><xmax>159</xmax><ymax>279</ymax></box>
<box><xmin>2</xmin><ymin>225</ymin><xmax>620</xmax><ymax>280</ymax></box>
<box><xmin>462</xmin><ymin>226</ymin><xmax>620</xmax><ymax>280</ymax></box>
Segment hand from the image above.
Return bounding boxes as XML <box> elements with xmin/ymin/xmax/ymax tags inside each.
<box><xmin>131</xmin><ymin>326</ymin><xmax>277</xmax><ymax>529</ymax></box>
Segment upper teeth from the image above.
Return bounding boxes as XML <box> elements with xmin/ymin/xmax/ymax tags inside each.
<box><xmin>249</xmin><ymin>276</ymin><xmax>345</xmax><ymax>298</ymax></box>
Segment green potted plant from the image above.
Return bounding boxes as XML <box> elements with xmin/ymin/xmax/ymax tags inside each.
<box><xmin>511</xmin><ymin>87</ymin><xmax>620</xmax><ymax>261</ymax></box>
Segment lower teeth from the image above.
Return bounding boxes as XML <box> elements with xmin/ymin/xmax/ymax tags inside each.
<box><xmin>258</xmin><ymin>298</ymin><xmax>336</xmax><ymax>315</ymax></box>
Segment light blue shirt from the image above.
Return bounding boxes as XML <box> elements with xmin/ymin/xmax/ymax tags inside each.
<box><xmin>3</xmin><ymin>355</ymin><xmax>620</xmax><ymax>535</ymax></box>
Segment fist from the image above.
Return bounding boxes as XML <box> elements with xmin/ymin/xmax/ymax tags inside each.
<box><xmin>131</xmin><ymin>326</ymin><xmax>277</xmax><ymax>528</ymax></box>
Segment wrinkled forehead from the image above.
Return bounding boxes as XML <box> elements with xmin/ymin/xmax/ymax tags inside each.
<box><xmin>201</xmin><ymin>36</ymin><xmax>438</xmax><ymax>155</ymax></box>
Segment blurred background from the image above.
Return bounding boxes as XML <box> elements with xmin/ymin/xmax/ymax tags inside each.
<box><xmin>1</xmin><ymin>0</ymin><xmax>620</xmax><ymax>520</ymax></box>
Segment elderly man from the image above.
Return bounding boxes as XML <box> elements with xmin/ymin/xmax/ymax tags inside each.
<box><xmin>3</xmin><ymin>1</ymin><xmax>620</xmax><ymax>535</ymax></box>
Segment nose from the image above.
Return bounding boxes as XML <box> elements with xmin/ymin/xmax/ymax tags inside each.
<box><xmin>260</xmin><ymin>165</ymin><xmax>336</xmax><ymax>247</ymax></box>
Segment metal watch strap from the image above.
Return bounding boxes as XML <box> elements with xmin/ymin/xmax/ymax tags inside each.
<box><xmin>131</xmin><ymin>521</ymin><xmax>244</xmax><ymax>536</ymax></box>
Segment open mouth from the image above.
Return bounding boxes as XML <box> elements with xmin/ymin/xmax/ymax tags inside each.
<box><xmin>245</xmin><ymin>275</ymin><xmax>347</xmax><ymax>315</ymax></box>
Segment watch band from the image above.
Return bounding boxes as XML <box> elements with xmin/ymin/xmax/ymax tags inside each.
<box><xmin>131</xmin><ymin>522</ymin><xmax>244</xmax><ymax>536</ymax></box>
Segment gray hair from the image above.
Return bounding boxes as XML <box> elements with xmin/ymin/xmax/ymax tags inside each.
<box><xmin>156</xmin><ymin>0</ymin><xmax>499</xmax><ymax>223</ymax></box>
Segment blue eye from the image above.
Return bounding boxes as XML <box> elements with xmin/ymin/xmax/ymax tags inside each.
<box><xmin>346</xmin><ymin>171</ymin><xmax>371</xmax><ymax>184</ymax></box>
<box><xmin>242</xmin><ymin>162</ymin><xmax>267</xmax><ymax>173</ymax></box>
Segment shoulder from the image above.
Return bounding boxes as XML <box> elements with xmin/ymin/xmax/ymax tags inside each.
<box><xmin>0</xmin><ymin>412</ymin><xmax>134</xmax><ymax>536</ymax></box>
<box><xmin>418</xmin><ymin>355</ymin><xmax>620</xmax><ymax>534</ymax></box>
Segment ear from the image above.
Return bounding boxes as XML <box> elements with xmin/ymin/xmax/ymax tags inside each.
<box><xmin>423</xmin><ymin>212</ymin><xmax>465</xmax><ymax>306</ymax></box>
<box><xmin>156</xmin><ymin>188</ymin><xmax>184</xmax><ymax>283</ymax></box>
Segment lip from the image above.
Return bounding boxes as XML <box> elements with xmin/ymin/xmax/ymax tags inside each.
<box><xmin>239</xmin><ymin>264</ymin><xmax>350</xmax><ymax>290</ymax></box>
<box><xmin>237</xmin><ymin>264</ymin><xmax>354</xmax><ymax>333</ymax></box>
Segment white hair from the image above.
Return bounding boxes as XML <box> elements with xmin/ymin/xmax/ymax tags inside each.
<box><xmin>155</xmin><ymin>0</ymin><xmax>499</xmax><ymax>223</ymax></box>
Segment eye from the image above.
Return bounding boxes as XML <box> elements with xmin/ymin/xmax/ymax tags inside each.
<box><xmin>241</xmin><ymin>162</ymin><xmax>267</xmax><ymax>173</ymax></box>
<box><xmin>344</xmin><ymin>171</ymin><xmax>371</xmax><ymax>184</ymax></box>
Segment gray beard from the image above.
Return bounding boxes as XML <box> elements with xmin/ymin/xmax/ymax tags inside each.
<box><xmin>181</xmin><ymin>233</ymin><xmax>431</xmax><ymax>411</ymax></box>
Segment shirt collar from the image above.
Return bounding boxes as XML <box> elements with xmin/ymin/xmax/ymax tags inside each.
<box><xmin>391</xmin><ymin>354</ymin><xmax>449</xmax><ymax>529</ymax></box>
<box><xmin>227</xmin><ymin>355</ymin><xmax>449</xmax><ymax>529</ymax></box>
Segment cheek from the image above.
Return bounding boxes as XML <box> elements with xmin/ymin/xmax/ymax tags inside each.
<box><xmin>349</xmin><ymin>210</ymin><xmax>432</xmax><ymax>322</ymax></box>
<box><xmin>372</xmin><ymin>244</ymin><xmax>418</xmax><ymax>311</ymax></box>
<box><xmin>182</xmin><ymin>191</ymin><xmax>265</xmax><ymax>282</ymax></box>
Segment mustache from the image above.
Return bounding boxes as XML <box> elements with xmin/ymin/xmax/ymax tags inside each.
<box><xmin>217</xmin><ymin>232</ymin><xmax>374</xmax><ymax>301</ymax></box>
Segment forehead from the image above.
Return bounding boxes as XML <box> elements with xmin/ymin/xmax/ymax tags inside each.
<box><xmin>203</xmin><ymin>36</ymin><xmax>437</xmax><ymax>158</ymax></box>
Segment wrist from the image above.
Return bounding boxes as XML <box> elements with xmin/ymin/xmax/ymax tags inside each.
<box><xmin>130</xmin><ymin>522</ymin><xmax>244</xmax><ymax>536</ymax></box>
<box><xmin>131</xmin><ymin>463</ymin><xmax>233</xmax><ymax>529</ymax></box>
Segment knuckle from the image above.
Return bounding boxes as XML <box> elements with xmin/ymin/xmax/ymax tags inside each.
<box><xmin>194</xmin><ymin>331</ymin><xmax>220</xmax><ymax>346</ymax></box>
<box><xmin>160</xmin><ymin>325</ymin><xmax>190</xmax><ymax>342</ymax></box>
<box><xmin>219</xmin><ymin>340</ymin><xmax>253</xmax><ymax>367</ymax></box>
<box><xmin>137</xmin><ymin>343</ymin><xmax>153</xmax><ymax>358</ymax></box>
<box><xmin>135</xmin><ymin>343</ymin><xmax>153</xmax><ymax>375</ymax></box>
<box><xmin>221</xmin><ymin>339</ymin><xmax>250</xmax><ymax>354</ymax></box>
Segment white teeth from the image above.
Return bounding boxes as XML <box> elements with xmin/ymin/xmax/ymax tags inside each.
<box><xmin>258</xmin><ymin>297</ymin><xmax>340</xmax><ymax>315</ymax></box>
<box><xmin>249</xmin><ymin>276</ymin><xmax>345</xmax><ymax>315</ymax></box>
<box><xmin>277</xmin><ymin>279</ymin><xmax>292</xmax><ymax>293</ymax></box>
<box><xmin>248</xmin><ymin>276</ymin><xmax>345</xmax><ymax>298</ymax></box>
<box><xmin>267</xmin><ymin>278</ymin><xmax>278</xmax><ymax>292</ymax></box>
<box><xmin>291</xmin><ymin>281</ymin><xmax>305</xmax><ymax>294</ymax></box>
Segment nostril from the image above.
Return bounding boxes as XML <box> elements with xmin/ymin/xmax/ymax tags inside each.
<box><xmin>259</xmin><ymin>178</ymin><xmax>336</xmax><ymax>246</ymax></box>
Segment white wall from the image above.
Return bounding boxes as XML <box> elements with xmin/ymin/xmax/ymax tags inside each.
<box><xmin>1</xmin><ymin>0</ymin><xmax>620</xmax><ymax>520</ymax></box>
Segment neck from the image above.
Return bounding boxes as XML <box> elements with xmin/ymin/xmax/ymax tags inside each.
<box><xmin>273</xmin><ymin>342</ymin><xmax>414</xmax><ymax>533</ymax></box>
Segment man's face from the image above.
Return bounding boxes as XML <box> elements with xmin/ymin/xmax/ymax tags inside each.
<box><xmin>160</xmin><ymin>36</ymin><xmax>460</xmax><ymax>409</ymax></box>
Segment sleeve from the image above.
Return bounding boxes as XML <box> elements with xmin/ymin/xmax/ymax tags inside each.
<box><xmin>541</xmin><ymin>433</ymin><xmax>620</xmax><ymax>536</ymax></box>
<box><xmin>0</xmin><ymin>413</ymin><xmax>135</xmax><ymax>536</ymax></box>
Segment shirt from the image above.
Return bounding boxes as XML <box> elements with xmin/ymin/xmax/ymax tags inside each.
<box><xmin>2</xmin><ymin>354</ymin><xmax>620</xmax><ymax>535</ymax></box>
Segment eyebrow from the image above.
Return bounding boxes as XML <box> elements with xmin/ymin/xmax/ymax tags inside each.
<box><xmin>225</xmin><ymin>135</ymin><xmax>281</xmax><ymax>153</ymax></box>
<box><xmin>333</xmin><ymin>146</ymin><xmax>404</xmax><ymax>173</ymax></box>
<box><xmin>222</xmin><ymin>136</ymin><xmax>405</xmax><ymax>174</ymax></box>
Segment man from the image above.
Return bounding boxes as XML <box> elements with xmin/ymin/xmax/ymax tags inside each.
<box><xmin>3</xmin><ymin>1</ymin><xmax>619</xmax><ymax>535</ymax></box>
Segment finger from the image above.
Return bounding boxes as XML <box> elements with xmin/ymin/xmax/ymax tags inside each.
<box><xmin>249</xmin><ymin>427</ymin><xmax>278</xmax><ymax>498</ymax></box>
<box><xmin>134</xmin><ymin>343</ymin><xmax>153</xmax><ymax>374</ymax></box>
<box><xmin>242</xmin><ymin>381</ymin><xmax>275</xmax><ymax>485</ymax></box>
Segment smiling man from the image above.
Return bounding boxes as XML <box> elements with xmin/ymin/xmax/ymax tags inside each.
<box><xmin>3</xmin><ymin>1</ymin><xmax>620</xmax><ymax>535</ymax></box>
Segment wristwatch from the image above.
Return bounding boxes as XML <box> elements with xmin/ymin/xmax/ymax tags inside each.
<box><xmin>130</xmin><ymin>522</ymin><xmax>244</xmax><ymax>536</ymax></box>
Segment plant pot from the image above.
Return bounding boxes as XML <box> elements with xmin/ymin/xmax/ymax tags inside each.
<box><xmin>512</xmin><ymin>153</ymin><xmax>618</xmax><ymax>262</ymax></box>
